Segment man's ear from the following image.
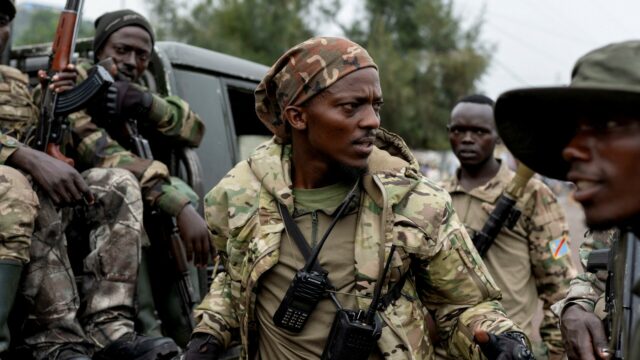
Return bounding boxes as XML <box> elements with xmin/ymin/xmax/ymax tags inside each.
<box><xmin>283</xmin><ymin>105</ymin><xmax>307</xmax><ymax>130</ymax></box>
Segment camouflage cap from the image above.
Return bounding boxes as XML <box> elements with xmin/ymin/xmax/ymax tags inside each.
<box><xmin>255</xmin><ymin>36</ymin><xmax>378</xmax><ymax>143</ymax></box>
<box><xmin>2</xmin><ymin>0</ymin><xmax>16</xmax><ymax>20</ymax></box>
<box><xmin>495</xmin><ymin>40</ymin><xmax>640</xmax><ymax>180</ymax></box>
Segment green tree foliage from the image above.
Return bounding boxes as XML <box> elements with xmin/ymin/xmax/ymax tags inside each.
<box><xmin>345</xmin><ymin>0</ymin><xmax>490</xmax><ymax>149</ymax></box>
<box><xmin>149</xmin><ymin>0</ymin><xmax>489</xmax><ymax>149</ymax></box>
<box><xmin>13</xmin><ymin>5</ymin><xmax>93</xmax><ymax>47</ymax></box>
<box><xmin>148</xmin><ymin>0</ymin><xmax>331</xmax><ymax>66</ymax></box>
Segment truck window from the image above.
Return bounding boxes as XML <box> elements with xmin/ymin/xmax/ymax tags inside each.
<box><xmin>225</xmin><ymin>84</ymin><xmax>272</xmax><ymax>161</ymax></box>
<box><xmin>172</xmin><ymin>68</ymin><xmax>236</xmax><ymax>191</ymax></box>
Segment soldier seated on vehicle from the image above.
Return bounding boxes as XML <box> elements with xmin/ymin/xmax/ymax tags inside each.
<box><xmin>0</xmin><ymin>1</ymin><xmax>179</xmax><ymax>359</ymax></box>
<box><xmin>184</xmin><ymin>36</ymin><xmax>533</xmax><ymax>360</ymax></box>
<box><xmin>70</xmin><ymin>9</ymin><xmax>212</xmax><ymax>270</ymax></box>
<box><xmin>44</xmin><ymin>9</ymin><xmax>214</xmax><ymax>344</ymax></box>
<box><xmin>494</xmin><ymin>40</ymin><xmax>640</xmax><ymax>360</ymax></box>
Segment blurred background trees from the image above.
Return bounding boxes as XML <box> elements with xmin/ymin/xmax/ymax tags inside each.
<box><xmin>147</xmin><ymin>0</ymin><xmax>490</xmax><ymax>149</ymax></box>
<box><xmin>13</xmin><ymin>4</ymin><xmax>93</xmax><ymax>46</ymax></box>
<box><xmin>15</xmin><ymin>0</ymin><xmax>490</xmax><ymax>149</ymax></box>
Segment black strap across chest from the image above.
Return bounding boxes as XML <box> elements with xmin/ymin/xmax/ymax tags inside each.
<box><xmin>277</xmin><ymin>197</ymin><xmax>408</xmax><ymax>312</ymax></box>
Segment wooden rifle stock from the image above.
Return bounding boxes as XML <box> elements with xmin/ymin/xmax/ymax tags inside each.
<box><xmin>50</xmin><ymin>2</ymin><xmax>80</xmax><ymax>72</ymax></box>
<box><xmin>38</xmin><ymin>0</ymin><xmax>84</xmax><ymax>165</ymax></box>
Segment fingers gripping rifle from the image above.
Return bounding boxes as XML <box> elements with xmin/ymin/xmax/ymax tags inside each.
<box><xmin>472</xmin><ymin>163</ymin><xmax>535</xmax><ymax>257</ymax></box>
<box><xmin>35</xmin><ymin>0</ymin><xmax>113</xmax><ymax>165</ymax></box>
<box><xmin>123</xmin><ymin>119</ymin><xmax>196</xmax><ymax>331</ymax></box>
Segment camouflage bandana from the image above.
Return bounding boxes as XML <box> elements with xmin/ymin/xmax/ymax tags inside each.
<box><xmin>255</xmin><ymin>37</ymin><xmax>378</xmax><ymax>143</ymax></box>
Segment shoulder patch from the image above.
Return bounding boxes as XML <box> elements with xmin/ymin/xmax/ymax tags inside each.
<box><xmin>549</xmin><ymin>234</ymin><xmax>569</xmax><ymax>259</ymax></box>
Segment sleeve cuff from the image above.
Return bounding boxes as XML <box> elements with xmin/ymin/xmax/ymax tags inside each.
<box><xmin>156</xmin><ymin>187</ymin><xmax>192</xmax><ymax>217</ymax></box>
<box><xmin>147</xmin><ymin>93</ymin><xmax>170</xmax><ymax>126</ymax></box>
<box><xmin>0</xmin><ymin>136</ymin><xmax>22</xmax><ymax>165</ymax></box>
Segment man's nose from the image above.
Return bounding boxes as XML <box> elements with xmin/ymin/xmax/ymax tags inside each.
<box><xmin>462</xmin><ymin>131</ymin><xmax>474</xmax><ymax>143</ymax></box>
<box><xmin>562</xmin><ymin>131</ymin><xmax>591</xmax><ymax>162</ymax></box>
<box><xmin>360</xmin><ymin>105</ymin><xmax>381</xmax><ymax>129</ymax></box>
<box><xmin>121</xmin><ymin>51</ymin><xmax>136</xmax><ymax>69</ymax></box>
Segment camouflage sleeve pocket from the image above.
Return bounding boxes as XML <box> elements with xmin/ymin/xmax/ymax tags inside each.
<box><xmin>392</xmin><ymin>214</ymin><xmax>439</xmax><ymax>258</ymax></box>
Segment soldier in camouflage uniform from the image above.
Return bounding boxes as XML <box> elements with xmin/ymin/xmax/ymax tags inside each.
<box><xmin>494</xmin><ymin>40</ymin><xmax>640</xmax><ymax>360</ymax></box>
<box><xmin>184</xmin><ymin>37</ymin><xmax>533</xmax><ymax>360</ymax></box>
<box><xmin>440</xmin><ymin>94</ymin><xmax>576</xmax><ymax>360</ymax></box>
<box><xmin>51</xmin><ymin>9</ymin><xmax>212</xmax><ymax>269</ymax></box>
<box><xmin>62</xmin><ymin>9</ymin><xmax>212</xmax><ymax>344</ymax></box>
<box><xmin>0</xmin><ymin>2</ymin><xmax>179</xmax><ymax>359</ymax></box>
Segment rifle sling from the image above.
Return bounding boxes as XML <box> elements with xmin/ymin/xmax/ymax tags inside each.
<box><xmin>277</xmin><ymin>202</ymin><xmax>407</xmax><ymax>312</ymax></box>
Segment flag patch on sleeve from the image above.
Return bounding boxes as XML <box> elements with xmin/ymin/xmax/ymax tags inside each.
<box><xmin>549</xmin><ymin>235</ymin><xmax>569</xmax><ymax>259</ymax></box>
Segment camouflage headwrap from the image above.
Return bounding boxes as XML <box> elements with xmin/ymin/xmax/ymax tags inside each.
<box><xmin>255</xmin><ymin>37</ymin><xmax>378</xmax><ymax>143</ymax></box>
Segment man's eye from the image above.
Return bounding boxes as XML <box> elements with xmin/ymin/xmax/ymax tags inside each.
<box><xmin>342</xmin><ymin>103</ymin><xmax>356</xmax><ymax>111</ymax></box>
<box><xmin>373</xmin><ymin>101</ymin><xmax>384</xmax><ymax>111</ymax></box>
<box><xmin>0</xmin><ymin>15</ymin><xmax>11</xmax><ymax>27</ymax></box>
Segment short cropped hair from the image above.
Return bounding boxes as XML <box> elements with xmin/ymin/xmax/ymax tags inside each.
<box><xmin>456</xmin><ymin>94</ymin><xmax>494</xmax><ymax>107</ymax></box>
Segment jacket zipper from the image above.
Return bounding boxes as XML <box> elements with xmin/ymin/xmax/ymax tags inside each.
<box><xmin>372</xmin><ymin>176</ymin><xmax>414</xmax><ymax>353</ymax></box>
<box><xmin>311</xmin><ymin>210</ymin><xmax>318</xmax><ymax>247</ymax></box>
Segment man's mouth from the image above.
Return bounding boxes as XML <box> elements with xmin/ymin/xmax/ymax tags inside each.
<box><xmin>117</xmin><ymin>71</ymin><xmax>134</xmax><ymax>81</ymax></box>
<box><xmin>568</xmin><ymin>174</ymin><xmax>604</xmax><ymax>202</ymax></box>
<box><xmin>353</xmin><ymin>136</ymin><xmax>375</xmax><ymax>154</ymax></box>
<box><xmin>458</xmin><ymin>149</ymin><xmax>477</xmax><ymax>157</ymax></box>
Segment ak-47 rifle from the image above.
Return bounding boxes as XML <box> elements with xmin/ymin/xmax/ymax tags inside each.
<box><xmin>472</xmin><ymin>163</ymin><xmax>535</xmax><ymax>257</ymax></box>
<box><xmin>587</xmin><ymin>232</ymin><xmax>640</xmax><ymax>359</ymax></box>
<box><xmin>123</xmin><ymin>118</ymin><xmax>196</xmax><ymax>331</ymax></box>
<box><xmin>35</xmin><ymin>0</ymin><xmax>113</xmax><ymax>165</ymax></box>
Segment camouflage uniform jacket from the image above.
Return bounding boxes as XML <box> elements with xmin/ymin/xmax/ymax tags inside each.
<box><xmin>194</xmin><ymin>129</ymin><xmax>524</xmax><ymax>359</ymax></box>
<box><xmin>28</xmin><ymin>61</ymin><xmax>205</xmax><ymax>216</ymax></box>
<box><xmin>551</xmin><ymin>230</ymin><xmax>614</xmax><ymax>319</ymax></box>
<box><xmin>441</xmin><ymin>162</ymin><xmax>576</xmax><ymax>355</ymax></box>
<box><xmin>0</xmin><ymin>65</ymin><xmax>36</xmax><ymax>164</ymax></box>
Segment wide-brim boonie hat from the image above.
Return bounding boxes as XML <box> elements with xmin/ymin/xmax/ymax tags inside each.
<box><xmin>495</xmin><ymin>40</ymin><xmax>640</xmax><ymax>180</ymax></box>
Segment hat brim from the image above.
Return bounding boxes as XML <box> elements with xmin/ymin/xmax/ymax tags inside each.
<box><xmin>495</xmin><ymin>87</ymin><xmax>640</xmax><ymax>180</ymax></box>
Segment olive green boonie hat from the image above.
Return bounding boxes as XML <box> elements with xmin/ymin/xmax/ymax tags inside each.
<box><xmin>495</xmin><ymin>40</ymin><xmax>640</xmax><ymax>180</ymax></box>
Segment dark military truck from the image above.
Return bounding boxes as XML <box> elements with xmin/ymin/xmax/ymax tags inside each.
<box><xmin>10</xmin><ymin>39</ymin><xmax>270</xmax><ymax>349</ymax></box>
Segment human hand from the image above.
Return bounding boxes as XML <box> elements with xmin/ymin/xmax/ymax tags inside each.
<box><xmin>7</xmin><ymin>147</ymin><xmax>92</xmax><ymax>206</ymax></box>
<box><xmin>474</xmin><ymin>330</ymin><xmax>534</xmax><ymax>360</ymax></box>
<box><xmin>184</xmin><ymin>333</ymin><xmax>221</xmax><ymax>360</ymax></box>
<box><xmin>561</xmin><ymin>304</ymin><xmax>611</xmax><ymax>360</ymax></box>
<box><xmin>110</xmin><ymin>80</ymin><xmax>153</xmax><ymax>118</ymax></box>
<box><xmin>38</xmin><ymin>63</ymin><xmax>78</xmax><ymax>93</ymax></box>
<box><xmin>177</xmin><ymin>204</ymin><xmax>216</xmax><ymax>267</ymax></box>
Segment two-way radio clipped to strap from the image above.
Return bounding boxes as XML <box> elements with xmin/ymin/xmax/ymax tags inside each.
<box><xmin>273</xmin><ymin>181</ymin><xmax>359</xmax><ymax>332</ymax></box>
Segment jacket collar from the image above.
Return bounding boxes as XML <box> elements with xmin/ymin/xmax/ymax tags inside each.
<box><xmin>442</xmin><ymin>160</ymin><xmax>513</xmax><ymax>203</ymax></box>
<box><xmin>248</xmin><ymin>128</ymin><xmax>421</xmax><ymax>211</ymax></box>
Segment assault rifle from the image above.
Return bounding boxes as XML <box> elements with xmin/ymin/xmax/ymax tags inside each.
<box><xmin>586</xmin><ymin>232</ymin><xmax>640</xmax><ymax>359</ymax></box>
<box><xmin>35</xmin><ymin>0</ymin><xmax>113</xmax><ymax>164</ymax></box>
<box><xmin>472</xmin><ymin>163</ymin><xmax>534</xmax><ymax>257</ymax></box>
<box><xmin>122</xmin><ymin>117</ymin><xmax>196</xmax><ymax>332</ymax></box>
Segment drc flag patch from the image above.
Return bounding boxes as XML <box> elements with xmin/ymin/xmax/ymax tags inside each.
<box><xmin>549</xmin><ymin>236</ymin><xmax>569</xmax><ymax>259</ymax></box>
